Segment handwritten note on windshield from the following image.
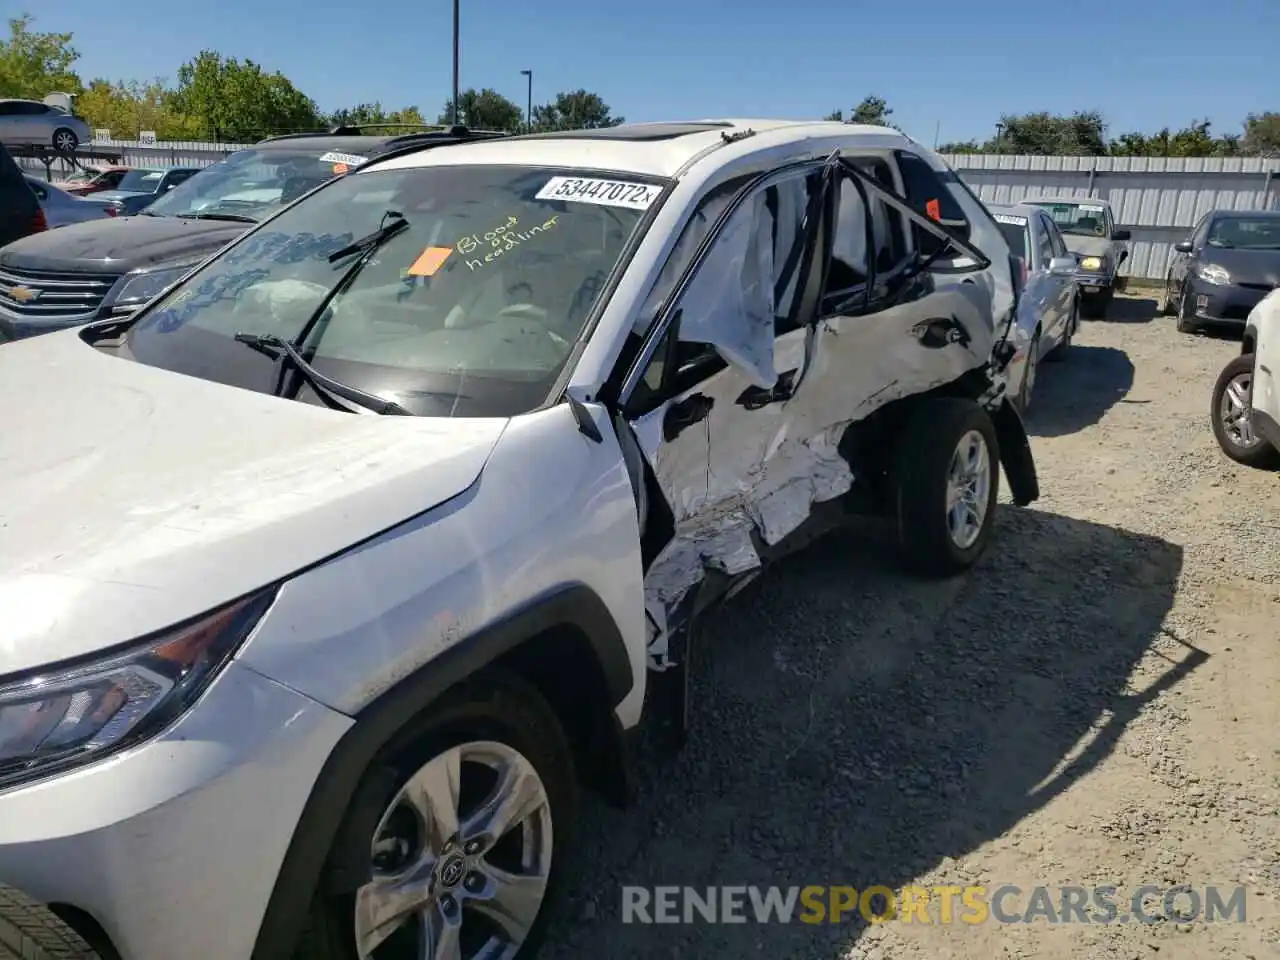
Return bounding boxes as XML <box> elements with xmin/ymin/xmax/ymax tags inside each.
<box><xmin>456</xmin><ymin>215</ymin><xmax>560</xmax><ymax>271</ymax></box>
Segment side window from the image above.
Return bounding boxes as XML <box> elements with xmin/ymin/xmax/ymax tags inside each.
<box><xmin>847</xmin><ymin>157</ymin><xmax>908</xmax><ymax>273</ymax></box>
<box><xmin>1044</xmin><ymin>218</ymin><xmax>1067</xmax><ymax>258</ymax></box>
<box><xmin>825</xmin><ymin>174</ymin><xmax>871</xmax><ymax>312</ymax></box>
<box><xmin>626</xmin><ymin>169</ymin><xmax>820</xmax><ymax>413</ymax></box>
<box><xmin>894</xmin><ymin>150</ymin><xmax>970</xmax><ymax>256</ymax></box>
<box><xmin>1035</xmin><ymin>220</ymin><xmax>1054</xmax><ymax>267</ymax></box>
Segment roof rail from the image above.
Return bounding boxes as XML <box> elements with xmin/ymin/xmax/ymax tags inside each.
<box><xmin>351</xmin><ymin>129</ymin><xmax>510</xmax><ymax>169</ymax></box>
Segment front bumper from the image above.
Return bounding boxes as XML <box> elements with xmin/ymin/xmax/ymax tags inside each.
<box><xmin>0</xmin><ymin>662</ymin><xmax>350</xmax><ymax>960</ymax></box>
<box><xmin>1184</xmin><ymin>277</ymin><xmax>1271</xmax><ymax>326</ymax></box>
<box><xmin>1073</xmin><ymin>271</ymin><xmax>1115</xmax><ymax>293</ymax></box>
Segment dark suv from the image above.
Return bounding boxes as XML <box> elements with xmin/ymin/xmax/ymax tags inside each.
<box><xmin>0</xmin><ymin>142</ymin><xmax>44</xmax><ymax>251</ymax></box>
<box><xmin>0</xmin><ymin>126</ymin><xmax>506</xmax><ymax>339</ymax></box>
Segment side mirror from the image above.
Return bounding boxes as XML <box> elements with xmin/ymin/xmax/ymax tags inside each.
<box><xmin>1112</xmin><ymin>228</ymin><xmax>1131</xmax><ymax>241</ymax></box>
<box><xmin>1174</xmin><ymin>240</ymin><xmax>1194</xmax><ymax>254</ymax></box>
<box><xmin>1048</xmin><ymin>256</ymin><xmax>1077</xmax><ymax>276</ymax></box>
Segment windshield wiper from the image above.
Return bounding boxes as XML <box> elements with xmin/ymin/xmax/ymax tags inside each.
<box><xmin>327</xmin><ymin>210</ymin><xmax>408</xmax><ymax>263</ymax></box>
<box><xmin>233</xmin><ymin>332</ymin><xmax>413</xmax><ymax>416</ymax></box>
<box><xmin>182</xmin><ymin>212</ymin><xmax>259</xmax><ymax>224</ymax></box>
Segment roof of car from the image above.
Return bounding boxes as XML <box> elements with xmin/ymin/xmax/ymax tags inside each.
<box><xmin>251</xmin><ymin>128</ymin><xmax>509</xmax><ymax>158</ymax></box>
<box><xmin>1024</xmin><ymin>195</ymin><xmax>1113</xmax><ymax>209</ymax></box>
<box><xmin>1210</xmin><ymin>208</ymin><xmax>1280</xmax><ymax>219</ymax></box>
<box><xmin>368</xmin><ymin>118</ymin><xmax>914</xmax><ymax>178</ymax></box>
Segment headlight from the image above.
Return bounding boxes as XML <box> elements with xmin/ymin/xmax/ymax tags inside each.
<box><xmin>1196</xmin><ymin>263</ymin><xmax>1231</xmax><ymax>286</ymax></box>
<box><xmin>1079</xmin><ymin>256</ymin><xmax>1105</xmax><ymax>272</ymax></box>
<box><xmin>108</xmin><ymin>263</ymin><xmax>199</xmax><ymax>311</ymax></box>
<box><xmin>0</xmin><ymin>590</ymin><xmax>274</xmax><ymax>789</ymax></box>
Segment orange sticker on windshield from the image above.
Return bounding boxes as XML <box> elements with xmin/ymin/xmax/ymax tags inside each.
<box><xmin>407</xmin><ymin>246</ymin><xmax>453</xmax><ymax>277</ymax></box>
<box><xmin>332</xmin><ymin>162</ymin><xmax>350</xmax><ymax>175</ymax></box>
<box><xmin>926</xmin><ymin>198</ymin><xmax>941</xmax><ymax>221</ymax></box>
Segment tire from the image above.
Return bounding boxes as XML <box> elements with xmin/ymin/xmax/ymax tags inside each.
<box><xmin>892</xmin><ymin>397</ymin><xmax>1001</xmax><ymax>577</ymax></box>
<box><xmin>1156</xmin><ymin>276</ymin><xmax>1174</xmax><ymax>316</ymax></box>
<box><xmin>1210</xmin><ymin>354</ymin><xmax>1280</xmax><ymax>469</ymax></box>
<box><xmin>294</xmin><ymin>672</ymin><xmax>578</xmax><ymax>960</ymax></box>
<box><xmin>0</xmin><ymin>885</ymin><xmax>99</xmax><ymax>960</ymax></box>
<box><xmin>1175</xmin><ymin>284</ymin><xmax>1199</xmax><ymax>334</ymax></box>
<box><xmin>51</xmin><ymin>128</ymin><xmax>79</xmax><ymax>153</ymax></box>
<box><xmin>1046</xmin><ymin>299</ymin><xmax>1075</xmax><ymax>363</ymax></box>
<box><xmin>1016</xmin><ymin>330</ymin><xmax>1040</xmax><ymax>412</ymax></box>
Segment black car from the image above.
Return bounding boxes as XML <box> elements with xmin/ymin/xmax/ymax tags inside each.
<box><xmin>1159</xmin><ymin>209</ymin><xmax>1280</xmax><ymax>334</ymax></box>
<box><xmin>0</xmin><ymin>141</ymin><xmax>44</xmax><ymax>250</ymax></box>
<box><xmin>0</xmin><ymin>126</ymin><xmax>506</xmax><ymax>339</ymax></box>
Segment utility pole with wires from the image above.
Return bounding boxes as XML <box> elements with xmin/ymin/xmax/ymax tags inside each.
<box><xmin>451</xmin><ymin>0</ymin><xmax>461</xmax><ymax>125</ymax></box>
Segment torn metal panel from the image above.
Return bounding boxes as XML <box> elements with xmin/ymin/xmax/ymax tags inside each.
<box><xmin>637</xmin><ymin>272</ymin><xmax>1000</xmax><ymax>669</ymax></box>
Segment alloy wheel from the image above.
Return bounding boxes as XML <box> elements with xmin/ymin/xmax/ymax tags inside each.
<box><xmin>354</xmin><ymin>740</ymin><xmax>553</xmax><ymax>960</ymax></box>
<box><xmin>945</xmin><ymin>429</ymin><xmax>992</xmax><ymax>550</ymax></box>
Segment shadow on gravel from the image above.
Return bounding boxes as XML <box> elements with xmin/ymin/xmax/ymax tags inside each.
<box><xmin>544</xmin><ymin>509</ymin><xmax>1203</xmax><ymax>960</ymax></box>
<box><xmin>1097</xmin><ymin>296</ymin><xmax>1158</xmax><ymax>324</ymax></box>
<box><xmin>1026</xmin><ymin>345</ymin><xmax>1134</xmax><ymax>438</ymax></box>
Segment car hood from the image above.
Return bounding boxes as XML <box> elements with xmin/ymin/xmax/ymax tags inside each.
<box><xmin>1201</xmin><ymin>246</ymin><xmax>1280</xmax><ymax>286</ymax></box>
<box><xmin>0</xmin><ymin>215</ymin><xmax>248</xmax><ymax>273</ymax></box>
<box><xmin>0</xmin><ymin>331</ymin><xmax>509</xmax><ymax>675</ymax></box>
<box><xmin>1061</xmin><ymin>235</ymin><xmax>1115</xmax><ymax>259</ymax></box>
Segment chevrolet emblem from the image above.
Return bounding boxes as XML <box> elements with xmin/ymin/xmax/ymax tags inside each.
<box><xmin>4</xmin><ymin>284</ymin><xmax>38</xmax><ymax>303</ymax></box>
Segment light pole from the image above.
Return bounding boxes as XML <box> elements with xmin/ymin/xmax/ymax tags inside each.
<box><xmin>520</xmin><ymin>69</ymin><xmax>533</xmax><ymax>132</ymax></box>
<box><xmin>451</xmin><ymin>0</ymin><xmax>461</xmax><ymax>126</ymax></box>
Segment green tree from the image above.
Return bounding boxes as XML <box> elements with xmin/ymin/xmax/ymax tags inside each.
<box><xmin>849</xmin><ymin>95</ymin><xmax>894</xmax><ymax>127</ymax></box>
<box><xmin>823</xmin><ymin>109</ymin><xmax>844</xmax><ymax>121</ymax></box>
<box><xmin>530</xmin><ymin>89</ymin><xmax>623</xmax><ymax>131</ymax></box>
<box><xmin>995</xmin><ymin>110</ymin><xmax>1108</xmax><ymax>155</ymax></box>
<box><xmin>0</xmin><ymin>14</ymin><xmax>82</xmax><ymax>99</ymax></box>
<box><xmin>937</xmin><ymin>140</ymin><xmax>984</xmax><ymax>154</ymax></box>
<box><xmin>76</xmin><ymin>77</ymin><xmax>198</xmax><ymax>140</ymax></box>
<box><xmin>438</xmin><ymin>88</ymin><xmax>522</xmax><ymax>131</ymax></box>
<box><xmin>1242</xmin><ymin>112</ymin><xmax>1280</xmax><ymax>157</ymax></box>
<box><xmin>1109</xmin><ymin>120</ymin><xmax>1240</xmax><ymax>158</ymax></box>
<box><xmin>172</xmin><ymin>50</ymin><xmax>321</xmax><ymax>141</ymax></box>
<box><xmin>328</xmin><ymin>102</ymin><xmax>428</xmax><ymax>130</ymax></box>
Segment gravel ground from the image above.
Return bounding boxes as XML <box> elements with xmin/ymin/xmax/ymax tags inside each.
<box><xmin>544</xmin><ymin>293</ymin><xmax>1280</xmax><ymax>959</ymax></box>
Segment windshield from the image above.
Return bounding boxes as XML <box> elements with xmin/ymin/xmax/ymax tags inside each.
<box><xmin>117</xmin><ymin>170</ymin><xmax>164</xmax><ymax>193</ymax></box>
<box><xmin>1029</xmin><ymin>201</ymin><xmax>1108</xmax><ymax>238</ymax></box>
<box><xmin>147</xmin><ymin>147</ymin><xmax>369</xmax><ymax>222</ymax></box>
<box><xmin>126</xmin><ymin>163</ymin><xmax>661</xmax><ymax>417</ymax></box>
<box><xmin>1207</xmin><ymin>217</ymin><xmax>1280</xmax><ymax>251</ymax></box>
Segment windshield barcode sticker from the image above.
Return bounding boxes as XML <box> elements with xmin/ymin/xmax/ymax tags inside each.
<box><xmin>1079</xmin><ymin>204</ymin><xmax>1104</xmax><ymax>212</ymax></box>
<box><xmin>535</xmin><ymin>176</ymin><xmax>661</xmax><ymax>210</ymax></box>
<box><xmin>993</xmin><ymin>214</ymin><xmax>1027</xmax><ymax>226</ymax></box>
<box><xmin>319</xmin><ymin>151</ymin><xmax>369</xmax><ymax>167</ymax></box>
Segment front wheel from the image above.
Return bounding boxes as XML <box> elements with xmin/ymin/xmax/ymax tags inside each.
<box><xmin>1156</xmin><ymin>276</ymin><xmax>1175</xmax><ymax>316</ymax></box>
<box><xmin>1210</xmin><ymin>354</ymin><xmax>1280</xmax><ymax>469</ymax></box>
<box><xmin>296</xmin><ymin>673</ymin><xmax>577</xmax><ymax>960</ymax></box>
<box><xmin>893</xmin><ymin>398</ymin><xmax>1001</xmax><ymax>577</ymax></box>
<box><xmin>1175</xmin><ymin>285</ymin><xmax>1200</xmax><ymax>334</ymax></box>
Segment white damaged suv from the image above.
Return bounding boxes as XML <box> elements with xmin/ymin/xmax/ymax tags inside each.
<box><xmin>0</xmin><ymin>119</ymin><xmax>1037</xmax><ymax>960</ymax></box>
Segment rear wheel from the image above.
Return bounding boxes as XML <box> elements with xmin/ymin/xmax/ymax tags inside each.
<box><xmin>1046</xmin><ymin>299</ymin><xmax>1076</xmax><ymax>363</ymax></box>
<box><xmin>296</xmin><ymin>673</ymin><xmax>577</xmax><ymax>960</ymax></box>
<box><xmin>51</xmin><ymin>127</ymin><xmax>79</xmax><ymax>153</ymax></box>
<box><xmin>893</xmin><ymin>398</ymin><xmax>1001</xmax><ymax>577</ymax></box>
<box><xmin>1211</xmin><ymin>354</ymin><xmax>1280</xmax><ymax>469</ymax></box>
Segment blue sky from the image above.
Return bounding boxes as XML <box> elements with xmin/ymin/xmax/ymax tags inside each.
<box><xmin>33</xmin><ymin>0</ymin><xmax>1279</xmax><ymax>143</ymax></box>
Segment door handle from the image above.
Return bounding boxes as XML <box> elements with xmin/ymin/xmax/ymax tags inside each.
<box><xmin>663</xmin><ymin>392</ymin><xmax>714</xmax><ymax>441</ymax></box>
<box><xmin>735</xmin><ymin>368</ymin><xmax>798</xmax><ymax>410</ymax></box>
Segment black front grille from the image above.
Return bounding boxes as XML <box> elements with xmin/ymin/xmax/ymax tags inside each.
<box><xmin>0</xmin><ymin>264</ymin><xmax>120</xmax><ymax>320</ymax></box>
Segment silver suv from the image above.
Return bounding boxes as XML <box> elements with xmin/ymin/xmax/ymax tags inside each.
<box><xmin>0</xmin><ymin>119</ymin><xmax>1036</xmax><ymax>960</ymax></box>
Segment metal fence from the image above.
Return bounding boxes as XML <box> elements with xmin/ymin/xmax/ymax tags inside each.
<box><xmin>942</xmin><ymin>154</ymin><xmax>1280</xmax><ymax>280</ymax></box>
<box><xmin>18</xmin><ymin>139</ymin><xmax>1280</xmax><ymax>282</ymax></box>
